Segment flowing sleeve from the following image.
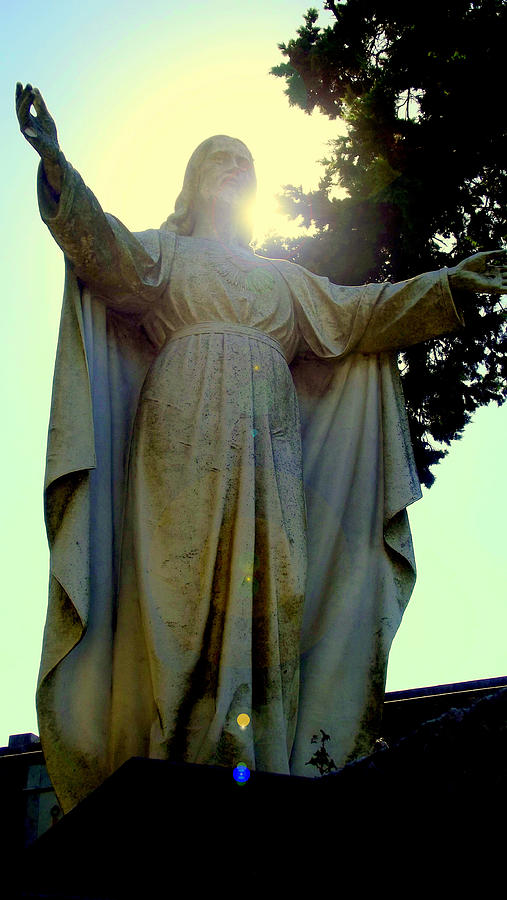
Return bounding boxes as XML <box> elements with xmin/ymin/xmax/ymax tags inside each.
<box><xmin>356</xmin><ymin>269</ymin><xmax>465</xmax><ymax>353</ymax></box>
<box><xmin>37</xmin><ymin>158</ymin><xmax>172</xmax><ymax>313</ymax></box>
<box><xmin>273</xmin><ymin>260</ymin><xmax>464</xmax><ymax>358</ymax></box>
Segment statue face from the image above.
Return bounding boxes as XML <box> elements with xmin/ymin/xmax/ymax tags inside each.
<box><xmin>197</xmin><ymin>137</ymin><xmax>256</xmax><ymax>208</ymax></box>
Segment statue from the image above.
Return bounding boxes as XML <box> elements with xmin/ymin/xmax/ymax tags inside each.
<box><xmin>16</xmin><ymin>83</ymin><xmax>507</xmax><ymax>812</ymax></box>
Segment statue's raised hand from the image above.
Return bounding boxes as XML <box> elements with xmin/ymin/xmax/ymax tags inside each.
<box><xmin>448</xmin><ymin>250</ymin><xmax>507</xmax><ymax>295</ymax></box>
<box><xmin>16</xmin><ymin>83</ymin><xmax>60</xmax><ymax>162</ymax></box>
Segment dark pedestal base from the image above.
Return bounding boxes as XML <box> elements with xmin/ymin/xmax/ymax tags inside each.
<box><xmin>17</xmin><ymin>688</ymin><xmax>507</xmax><ymax>898</ymax></box>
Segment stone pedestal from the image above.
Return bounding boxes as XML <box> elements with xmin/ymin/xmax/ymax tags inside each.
<box><xmin>20</xmin><ymin>759</ymin><xmax>318</xmax><ymax>899</ymax></box>
<box><xmin>16</xmin><ymin>687</ymin><xmax>507</xmax><ymax>898</ymax></box>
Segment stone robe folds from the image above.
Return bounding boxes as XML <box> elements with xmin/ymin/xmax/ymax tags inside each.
<box><xmin>37</xmin><ymin>161</ymin><xmax>464</xmax><ymax>812</ymax></box>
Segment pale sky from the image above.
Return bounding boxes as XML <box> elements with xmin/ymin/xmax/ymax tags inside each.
<box><xmin>1</xmin><ymin>0</ymin><xmax>505</xmax><ymax>747</ymax></box>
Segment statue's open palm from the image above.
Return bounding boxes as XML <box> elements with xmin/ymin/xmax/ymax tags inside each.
<box><xmin>16</xmin><ymin>83</ymin><xmax>60</xmax><ymax>161</ymax></box>
<box><xmin>448</xmin><ymin>251</ymin><xmax>507</xmax><ymax>295</ymax></box>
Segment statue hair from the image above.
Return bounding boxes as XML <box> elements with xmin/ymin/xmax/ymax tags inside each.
<box><xmin>160</xmin><ymin>135</ymin><xmax>256</xmax><ymax>247</ymax></box>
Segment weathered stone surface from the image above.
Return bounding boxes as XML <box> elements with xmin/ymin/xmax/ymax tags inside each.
<box><xmin>15</xmin><ymin>82</ymin><xmax>507</xmax><ymax>814</ymax></box>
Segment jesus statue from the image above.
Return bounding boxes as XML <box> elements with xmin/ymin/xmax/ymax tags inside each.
<box><xmin>16</xmin><ymin>82</ymin><xmax>506</xmax><ymax>812</ymax></box>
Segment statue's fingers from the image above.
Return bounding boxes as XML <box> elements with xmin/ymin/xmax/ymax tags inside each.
<box><xmin>32</xmin><ymin>87</ymin><xmax>51</xmax><ymax>122</ymax></box>
<box><xmin>19</xmin><ymin>83</ymin><xmax>33</xmax><ymax>109</ymax></box>
<box><xmin>472</xmin><ymin>249</ymin><xmax>506</xmax><ymax>262</ymax></box>
<box><xmin>15</xmin><ymin>82</ymin><xmax>23</xmax><ymax>111</ymax></box>
<box><xmin>470</xmin><ymin>250</ymin><xmax>507</xmax><ymax>273</ymax></box>
<box><xmin>15</xmin><ymin>81</ymin><xmax>29</xmax><ymax>106</ymax></box>
<box><xmin>18</xmin><ymin>82</ymin><xmax>33</xmax><ymax>106</ymax></box>
<box><xmin>17</xmin><ymin>86</ymin><xmax>35</xmax><ymax>124</ymax></box>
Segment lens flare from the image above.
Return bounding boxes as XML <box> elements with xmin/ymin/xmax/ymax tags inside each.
<box><xmin>233</xmin><ymin>762</ymin><xmax>251</xmax><ymax>784</ymax></box>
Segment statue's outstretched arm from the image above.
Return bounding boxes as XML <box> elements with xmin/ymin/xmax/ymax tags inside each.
<box><xmin>16</xmin><ymin>83</ymin><xmax>170</xmax><ymax>314</ymax></box>
<box><xmin>355</xmin><ymin>250</ymin><xmax>506</xmax><ymax>354</ymax></box>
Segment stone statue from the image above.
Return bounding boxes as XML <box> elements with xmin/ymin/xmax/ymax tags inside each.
<box><xmin>16</xmin><ymin>82</ymin><xmax>507</xmax><ymax>812</ymax></box>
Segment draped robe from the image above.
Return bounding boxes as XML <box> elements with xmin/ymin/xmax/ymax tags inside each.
<box><xmin>37</xmin><ymin>160</ymin><xmax>464</xmax><ymax>811</ymax></box>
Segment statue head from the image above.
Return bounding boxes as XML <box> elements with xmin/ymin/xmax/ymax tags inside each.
<box><xmin>161</xmin><ymin>135</ymin><xmax>256</xmax><ymax>246</ymax></box>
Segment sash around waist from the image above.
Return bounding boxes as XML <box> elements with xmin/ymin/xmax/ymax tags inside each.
<box><xmin>167</xmin><ymin>322</ymin><xmax>287</xmax><ymax>362</ymax></box>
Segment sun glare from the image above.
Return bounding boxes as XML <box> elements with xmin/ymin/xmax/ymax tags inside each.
<box><xmin>251</xmin><ymin>189</ymin><xmax>315</xmax><ymax>246</ymax></box>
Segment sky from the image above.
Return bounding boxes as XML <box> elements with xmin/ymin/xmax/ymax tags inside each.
<box><xmin>1</xmin><ymin>0</ymin><xmax>505</xmax><ymax>747</ymax></box>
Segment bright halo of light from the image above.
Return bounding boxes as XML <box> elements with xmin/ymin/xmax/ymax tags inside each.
<box><xmin>252</xmin><ymin>190</ymin><xmax>314</xmax><ymax>247</ymax></box>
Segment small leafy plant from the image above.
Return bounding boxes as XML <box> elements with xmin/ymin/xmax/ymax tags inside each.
<box><xmin>305</xmin><ymin>729</ymin><xmax>339</xmax><ymax>776</ymax></box>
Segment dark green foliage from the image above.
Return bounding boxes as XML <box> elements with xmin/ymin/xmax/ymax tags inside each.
<box><xmin>267</xmin><ymin>0</ymin><xmax>507</xmax><ymax>486</ymax></box>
